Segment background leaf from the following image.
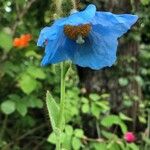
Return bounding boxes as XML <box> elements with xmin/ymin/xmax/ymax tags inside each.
<box><xmin>1</xmin><ymin>100</ymin><xmax>16</xmax><ymax>115</ymax></box>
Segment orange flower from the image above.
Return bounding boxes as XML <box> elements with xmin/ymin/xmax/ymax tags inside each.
<box><xmin>13</xmin><ymin>34</ymin><xmax>32</xmax><ymax>48</ymax></box>
<box><xmin>25</xmin><ymin>34</ymin><xmax>32</xmax><ymax>41</ymax></box>
<box><xmin>13</xmin><ymin>38</ymin><xmax>21</xmax><ymax>47</ymax></box>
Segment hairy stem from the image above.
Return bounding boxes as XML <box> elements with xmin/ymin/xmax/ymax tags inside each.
<box><xmin>71</xmin><ymin>0</ymin><xmax>77</xmax><ymax>10</ymax></box>
<box><xmin>56</xmin><ymin>62</ymin><xmax>66</xmax><ymax>150</ymax></box>
<box><xmin>55</xmin><ymin>0</ymin><xmax>63</xmax><ymax>16</ymax></box>
<box><xmin>0</xmin><ymin>115</ymin><xmax>8</xmax><ymax>141</ymax></box>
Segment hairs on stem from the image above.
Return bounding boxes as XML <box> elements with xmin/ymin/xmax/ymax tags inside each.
<box><xmin>71</xmin><ymin>0</ymin><xmax>77</xmax><ymax>10</ymax></box>
<box><xmin>55</xmin><ymin>0</ymin><xmax>63</xmax><ymax>16</ymax></box>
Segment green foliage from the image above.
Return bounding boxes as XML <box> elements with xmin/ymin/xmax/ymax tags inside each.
<box><xmin>0</xmin><ymin>30</ymin><xmax>12</xmax><ymax>51</ymax></box>
<box><xmin>46</xmin><ymin>91</ymin><xmax>60</xmax><ymax>131</ymax></box>
<box><xmin>1</xmin><ymin>100</ymin><xmax>15</xmax><ymax>115</ymax></box>
<box><xmin>0</xmin><ymin>0</ymin><xmax>150</xmax><ymax>149</ymax></box>
<box><xmin>101</xmin><ymin>115</ymin><xmax>127</xmax><ymax>134</ymax></box>
<box><xmin>141</xmin><ymin>0</ymin><xmax>150</xmax><ymax>5</ymax></box>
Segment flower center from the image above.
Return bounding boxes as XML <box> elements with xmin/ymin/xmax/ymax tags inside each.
<box><xmin>64</xmin><ymin>24</ymin><xmax>91</xmax><ymax>44</ymax></box>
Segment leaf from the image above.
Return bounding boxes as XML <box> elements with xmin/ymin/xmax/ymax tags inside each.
<box><xmin>46</xmin><ymin>91</ymin><xmax>60</xmax><ymax>131</ymax></box>
<box><xmin>127</xmin><ymin>143</ymin><xmax>139</xmax><ymax>150</ymax></box>
<box><xmin>91</xmin><ymin>103</ymin><xmax>100</xmax><ymax>118</ymax></box>
<box><xmin>119</xmin><ymin>113</ymin><xmax>132</xmax><ymax>121</ymax></box>
<box><xmin>47</xmin><ymin>132</ymin><xmax>65</xmax><ymax>144</ymax></box>
<box><xmin>1</xmin><ymin>100</ymin><xmax>16</xmax><ymax>115</ymax></box>
<box><xmin>16</xmin><ymin>0</ymin><xmax>25</xmax><ymax>5</ymax></box>
<box><xmin>4</xmin><ymin>95</ymin><xmax>28</xmax><ymax>116</ymax></box>
<box><xmin>81</xmin><ymin>97</ymin><xmax>88</xmax><ymax>103</ymax></box>
<box><xmin>101</xmin><ymin>115</ymin><xmax>127</xmax><ymax>134</ymax></box>
<box><xmin>101</xmin><ymin>130</ymin><xmax>118</xmax><ymax>139</ymax></box>
<box><xmin>134</xmin><ymin>75</ymin><xmax>143</xmax><ymax>86</ymax></box>
<box><xmin>74</xmin><ymin>129</ymin><xmax>84</xmax><ymax>138</ymax></box>
<box><xmin>141</xmin><ymin>0</ymin><xmax>150</xmax><ymax>5</ymax></box>
<box><xmin>82</xmin><ymin>103</ymin><xmax>90</xmax><ymax>113</ymax></box>
<box><xmin>27</xmin><ymin>66</ymin><xmax>46</xmax><ymax>79</ymax></box>
<box><xmin>65</xmin><ymin>125</ymin><xmax>73</xmax><ymax>135</ymax></box>
<box><xmin>25</xmin><ymin>50</ymin><xmax>41</xmax><ymax>58</ymax></box>
<box><xmin>89</xmin><ymin>93</ymin><xmax>100</xmax><ymax>101</ymax></box>
<box><xmin>95</xmin><ymin>101</ymin><xmax>110</xmax><ymax>111</ymax></box>
<box><xmin>72</xmin><ymin>137</ymin><xmax>82</xmax><ymax>150</ymax></box>
<box><xmin>64</xmin><ymin>62</ymin><xmax>72</xmax><ymax>79</ymax></box>
<box><xmin>119</xmin><ymin>78</ymin><xmax>128</xmax><ymax>86</ymax></box>
<box><xmin>91</xmin><ymin>142</ymin><xmax>107</xmax><ymax>150</ymax></box>
<box><xmin>107</xmin><ymin>141</ymin><xmax>121</xmax><ymax>150</ymax></box>
<box><xmin>27</xmin><ymin>96</ymin><xmax>43</xmax><ymax>108</ymax></box>
<box><xmin>18</xmin><ymin>74</ymin><xmax>38</xmax><ymax>94</ymax></box>
<box><xmin>15</xmin><ymin>100</ymin><xmax>27</xmax><ymax>116</ymax></box>
<box><xmin>62</xmin><ymin>127</ymin><xmax>73</xmax><ymax>150</ymax></box>
<box><xmin>0</xmin><ymin>31</ymin><xmax>13</xmax><ymax>51</ymax></box>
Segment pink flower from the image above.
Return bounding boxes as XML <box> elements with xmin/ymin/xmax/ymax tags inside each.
<box><xmin>124</xmin><ymin>132</ymin><xmax>136</xmax><ymax>143</ymax></box>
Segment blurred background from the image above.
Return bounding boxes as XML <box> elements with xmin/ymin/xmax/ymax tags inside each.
<box><xmin>0</xmin><ymin>0</ymin><xmax>150</xmax><ymax>150</ymax></box>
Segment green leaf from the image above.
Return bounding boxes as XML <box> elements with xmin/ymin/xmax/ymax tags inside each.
<box><xmin>81</xmin><ymin>97</ymin><xmax>89</xmax><ymax>103</ymax></box>
<box><xmin>134</xmin><ymin>76</ymin><xmax>143</xmax><ymax>86</ymax></box>
<box><xmin>118</xmin><ymin>78</ymin><xmax>128</xmax><ymax>86</ymax></box>
<box><xmin>91</xmin><ymin>142</ymin><xmax>107</xmax><ymax>150</ymax></box>
<box><xmin>107</xmin><ymin>141</ymin><xmax>121</xmax><ymax>150</ymax></box>
<box><xmin>47</xmin><ymin>132</ymin><xmax>65</xmax><ymax>144</ymax></box>
<box><xmin>65</xmin><ymin>125</ymin><xmax>73</xmax><ymax>135</ymax></box>
<box><xmin>101</xmin><ymin>115</ymin><xmax>127</xmax><ymax>134</ymax></box>
<box><xmin>82</xmin><ymin>103</ymin><xmax>90</xmax><ymax>113</ymax></box>
<box><xmin>64</xmin><ymin>62</ymin><xmax>72</xmax><ymax>79</ymax></box>
<box><xmin>0</xmin><ymin>31</ymin><xmax>13</xmax><ymax>51</ymax></box>
<box><xmin>95</xmin><ymin>101</ymin><xmax>110</xmax><ymax>111</ymax></box>
<box><xmin>27</xmin><ymin>66</ymin><xmax>46</xmax><ymax>79</ymax></box>
<box><xmin>27</xmin><ymin>97</ymin><xmax>43</xmax><ymax>108</ymax></box>
<box><xmin>119</xmin><ymin>113</ymin><xmax>132</xmax><ymax>121</ymax></box>
<box><xmin>63</xmin><ymin>126</ymin><xmax>73</xmax><ymax>150</ymax></box>
<box><xmin>1</xmin><ymin>100</ymin><xmax>15</xmax><ymax>115</ymax></box>
<box><xmin>101</xmin><ymin>130</ymin><xmax>118</xmax><ymax>139</ymax></box>
<box><xmin>127</xmin><ymin>143</ymin><xmax>139</xmax><ymax>150</ymax></box>
<box><xmin>46</xmin><ymin>91</ymin><xmax>60</xmax><ymax>131</ymax></box>
<box><xmin>25</xmin><ymin>50</ymin><xmax>41</xmax><ymax>58</ymax></box>
<box><xmin>141</xmin><ymin>0</ymin><xmax>150</xmax><ymax>5</ymax></box>
<box><xmin>16</xmin><ymin>0</ymin><xmax>25</xmax><ymax>5</ymax></box>
<box><xmin>72</xmin><ymin>137</ymin><xmax>82</xmax><ymax>150</ymax></box>
<box><xmin>74</xmin><ymin>129</ymin><xmax>84</xmax><ymax>138</ymax></box>
<box><xmin>15</xmin><ymin>100</ymin><xmax>27</xmax><ymax>116</ymax></box>
<box><xmin>18</xmin><ymin>74</ymin><xmax>38</xmax><ymax>94</ymax></box>
<box><xmin>89</xmin><ymin>93</ymin><xmax>100</xmax><ymax>101</ymax></box>
<box><xmin>91</xmin><ymin>103</ymin><xmax>100</xmax><ymax>118</ymax></box>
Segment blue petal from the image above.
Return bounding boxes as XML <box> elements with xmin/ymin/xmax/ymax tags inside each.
<box><xmin>41</xmin><ymin>31</ymin><xmax>69</xmax><ymax>65</ymax></box>
<box><xmin>64</xmin><ymin>26</ymin><xmax>118</xmax><ymax>70</ymax></box>
<box><xmin>53</xmin><ymin>4</ymin><xmax>96</xmax><ymax>26</ymax></box>
<box><xmin>91</xmin><ymin>12</ymin><xmax>138</xmax><ymax>37</ymax></box>
<box><xmin>37</xmin><ymin>25</ymin><xmax>59</xmax><ymax>47</ymax></box>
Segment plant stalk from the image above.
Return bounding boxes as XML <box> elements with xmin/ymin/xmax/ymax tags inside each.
<box><xmin>71</xmin><ymin>0</ymin><xmax>77</xmax><ymax>10</ymax></box>
<box><xmin>55</xmin><ymin>0</ymin><xmax>63</xmax><ymax>16</ymax></box>
<box><xmin>56</xmin><ymin>62</ymin><xmax>66</xmax><ymax>150</ymax></box>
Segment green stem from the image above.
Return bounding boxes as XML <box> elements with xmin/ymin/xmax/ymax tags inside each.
<box><xmin>56</xmin><ymin>62</ymin><xmax>66</xmax><ymax>150</ymax></box>
<box><xmin>148</xmin><ymin>109</ymin><xmax>150</xmax><ymax>139</ymax></box>
<box><xmin>0</xmin><ymin>115</ymin><xmax>8</xmax><ymax>141</ymax></box>
<box><xmin>55</xmin><ymin>0</ymin><xmax>63</xmax><ymax>16</ymax></box>
<box><xmin>71</xmin><ymin>0</ymin><xmax>77</xmax><ymax>10</ymax></box>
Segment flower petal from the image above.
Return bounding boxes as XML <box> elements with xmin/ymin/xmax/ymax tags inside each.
<box><xmin>91</xmin><ymin>12</ymin><xmax>138</xmax><ymax>37</ymax></box>
<box><xmin>41</xmin><ymin>31</ymin><xmax>69</xmax><ymax>65</ymax></box>
<box><xmin>37</xmin><ymin>25</ymin><xmax>59</xmax><ymax>47</ymax></box>
<box><xmin>53</xmin><ymin>4</ymin><xmax>96</xmax><ymax>26</ymax></box>
<box><xmin>65</xmin><ymin>26</ymin><xmax>118</xmax><ymax>70</ymax></box>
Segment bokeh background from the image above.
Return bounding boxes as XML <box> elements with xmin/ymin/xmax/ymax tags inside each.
<box><xmin>0</xmin><ymin>0</ymin><xmax>150</xmax><ymax>149</ymax></box>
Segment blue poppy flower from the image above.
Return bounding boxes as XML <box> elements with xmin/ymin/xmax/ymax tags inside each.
<box><xmin>37</xmin><ymin>4</ymin><xmax>138</xmax><ymax>70</ymax></box>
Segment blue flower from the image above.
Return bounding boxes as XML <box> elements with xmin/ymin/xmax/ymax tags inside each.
<box><xmin>37</xmin><ymin>4</ymin><xmax>138</xmax><ymax>70</ymax></box>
